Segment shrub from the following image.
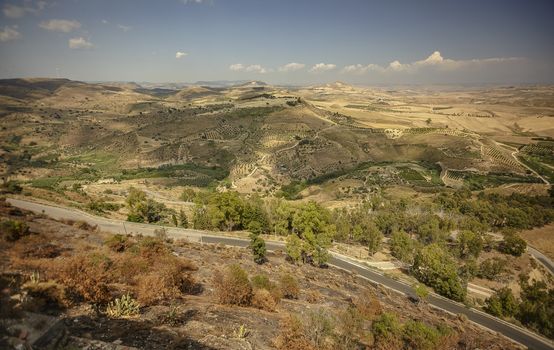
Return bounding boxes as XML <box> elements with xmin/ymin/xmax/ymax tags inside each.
<box><xmin>274</xmin><ymin>314</ymin><xmax>315</xmax><ymax>350</ymax></box>
<box><xmin>0</xmin><ymin>220</ymin><xmax>30</xmax><ymax>242</ymax></box>
<box><xmin>252</xmin><ymin>288</ymin><xmax>277</xmax><ymax>312</ymax></box>
<box><xmin>136</xmin><ymin>256</ymin><xmax>197</xmax><ymax>305</ymax></box>
<box><xmin>106</xmin><ymin>294</ymin><xmax>140</xmax><ymax>318</ymax></box>
<box><xmin>50</xmin><ymin>254</ymin><xmax>111</xmax><ymax>304</ymax></box>
<box><xmin>336</xmin><ymin>306</ymin><xmax>366</xmax><ymax>349</ymax></box>
<box><xmin>372</xmin><ymin>312</ymin><xmax>401</xmax><ymax>342</ymax></box>
<box><xmin>104</xmin><ymin>234</ymin><xmax>134</xmax><ymax>253</ymax></box>
<box><xmin>213</xmin><ymin>264</ymin><xmax>252</xmax><ymax>306</ymax></box>
<box><xmin>138</xmin><ymin>236</ymin><xmax>169</xmax><ymax>259</ymax></box>
<box><xmin>252</xmin><ymin>274</ymin><xmax>281</xmax><ymax>302</ymax></box>
<box><xmin>477</xmin><ymin>257</ymin><xmax>507</xmax><ymax>280</ymax></box>
<box><xmin>402</xmin><ymin>321</ymin><xmax>442</xmax><ymax>350</ymax></box>
<box><xmin>305</xmin><ymin>308</ymin><xmax>334</xmax><ymax>348</ymax></box>
<box><xmin>355</xmin><ymin>289</ymin><xmax>382</xmax><ymax>320</ymax></box>
<box><xmin>279</xmin><ymin>273</ymin><xmax>300</xmax><ymax>299</ymax></box>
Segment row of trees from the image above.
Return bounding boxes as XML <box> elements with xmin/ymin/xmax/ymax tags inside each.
<box><xmin>127</xmin><ymin>187</ymin><xmax>551</xmax><ymax>304</ymax></box>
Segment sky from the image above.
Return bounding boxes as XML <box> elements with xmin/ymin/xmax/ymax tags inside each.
<box><xmin>0</xmin><ymin>0</ymin><xmax>553</xmax><ymax>85</ymax></box>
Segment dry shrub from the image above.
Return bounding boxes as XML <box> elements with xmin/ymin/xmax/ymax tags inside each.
<box><xmin>104</xmin><ymin>234</ymin><xmax>135</xmax><ymax>253</ymax></box>
<box><xmin>73</xmin><ymin>220</ymin><xmax>96</xmax><ymax>231</ymax></box>
<box><xmin>252</xmin><ymin>288</ymin><xmax>277</xmax><ymax>312</ymax></box>
<box><xmin>136</xmin><ymin>256</ymin><xmax>197</xmax><ymax>305</ymax></box>
<box><xmin>252</xmin><ymin>274</ymin><xmax>282</xmax><ymax>303</ymax></box>
<box><xmin>355</xmin><ymin>289</ymin><xmax>382</xmax><ymax>320</ymax></box>
<box><xmin>279</xmin><ymin>273</ymin><xmax>300</xmax><ymax>299</ymax></box>
<box><xmin>274</xmin><ymin>314</ymin><xmax>315</xmax><ymax>350</ymax></box>
<box><xmin>137</xmin><ymin>236</ymin><xmax>170</xmax><ymax>259</ymax></box>
<box><xmin>49</xmin><ymin>253</ymin><xmax>111</xmax><ymax>304</ymax></box>
<box><xmin>112</xmin><ymin>254</ymin><xmax>150</xmax><ymax>284</ymax></box>
<box><xmin>213</xmin><ymin>264</ymin><xmax>252</xmax><ymax>306</ymax></box>
<box><xmin>306</xmin><ymin>290</ymin><xmax>322</xmax><ymax>303</ymax></box>
<box><xmin>22</xmin><ymin>281</ymin><xmax>68</xmax><ymax>312</ymax></box>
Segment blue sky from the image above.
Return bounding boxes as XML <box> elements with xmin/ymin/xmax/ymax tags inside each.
<box><xmin>0</xmin><ymin>0</ymin><xmax>553</xmax><ymax>84</ymax></box>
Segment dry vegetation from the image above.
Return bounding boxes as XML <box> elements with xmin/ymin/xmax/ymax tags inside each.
<box><xmin>0</xmin><ymin>199</ymin><xmax>522</xmax><ymax>349</ymax></box>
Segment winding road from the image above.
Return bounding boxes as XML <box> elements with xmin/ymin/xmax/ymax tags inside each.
<box><xmin>6</xmin><ymin>197</ymin><xmax>554</xmax><ymax>350</ymax></box>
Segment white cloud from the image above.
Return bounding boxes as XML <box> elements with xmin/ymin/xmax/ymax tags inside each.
<box><xmin>101</xmin><ymin>19</ymin><xmax>108</xmax><ymax>24</ymax></box>
<box><xmin>0</xmin><ymin>25</ymin><xmax>21</xmax><ymax>42</ymax></box>
<box><xmin>309</xmin><ymin>63</ymin><xmax>336</xmax><ymax>73</ymax></box>
<box><xmin>181</xmin><ymin>0</ymin><xmax>206</xmax><ymax>3</ymax></box>
<box><xmin>3</xmin><ymin>4</ymin><xmax>25</xmax><ymax>18</ymax></box>
<box><xmin>229</xmin><ymin>63</ymin><xmax>269</xmax><ymax>74</ymax></box>
<box><xmin>175</xmin><ymin>51</ymin><xmax>188</xmax><ymax>59</ymax></box>
<box><xmin>342</xmin><ymin>51</ymin><xmax>523</xmax><ymax>74</ymax></box>
<box><xmin>68</xmin><ymin>37</ymin><xmax>93</xmax><ymax>49</ymax></box>
<box><xmin>117</xmin><ymin>24</ymin><xmax>132</xmax><ymax>32</ymax></box>
<box><xmin>3</xmin><ymin>1</ymin><xmax>46</xmax><ymax>18</ymax></box>
<box><xmin>229</xmin><ymin>63</ymin><xmax>244</xmax><ymax>71</ymax></box>
<box><xmin>341</xmin><ymin>63</ymin><xmax>384</xmax><ymax>74</ymax></box>
<box><xmin>278</xmin><ymin>62</ymin><xmax>305</xmax><ymax>72</ymax></box>
<box><xmin>39</xmin><ymin>19</ymin><xmax>81</xmax><ymax>33</ymax></box>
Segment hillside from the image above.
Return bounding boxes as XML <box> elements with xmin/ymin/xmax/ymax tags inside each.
<box><xmin>0</xmin><ymin>199</ymin><xmax>520</xmax><ymax>349</ymax></box>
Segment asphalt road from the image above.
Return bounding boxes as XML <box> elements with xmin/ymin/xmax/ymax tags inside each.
<box><xmin>528</xmin><ymin>246</ymin><xmax>554</xmax><ymax>276</ymax></box>
<box><xmin>6</xmin><ymin>198</ymin><xmax>554</xmax><ymax>350</ymax></box>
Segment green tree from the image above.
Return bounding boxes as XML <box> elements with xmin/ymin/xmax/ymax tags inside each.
<box><xmin>289</xmin><ymin>201</ymin><xmax>335</xmax><ymax>266</ymax></box>
<box><xmin>249</xmin><ymin>233</ymin><xmax>267</xmax><ymax>264</ymax></box>
<box><xmin>285</xmin><ymin>233</ymin><xmax>304</xmax><ymax>264</ymax></box>
<box><xmin>411</xmin><ymin>243</ymin><xmax>466</xmax><ymax>301</ymax></box>
<box><xmin>485</xmin><ymin>287</ymin><xmax>518</xmax><ymax>318</ymax></box>
<box><xmin>178</xmin><ymin>209</ymin><xmax>188</xmax><ymax>228</ymax></box>
<box><xmin>457</xmin><ymin>230</ymin><xmax>483</xmax><ymax>259</ymax></box>
<box><xmin>366</xmin><ymin>223</ymin><xmax>383</xmax><ymax>256</ymax></box>
<box><xmin>517</xmin><ymin>275</ymin><xmax>554</xmax><ymax>338</ymax></box>
<box><xmin>499</xmin><ymin>233</ymin><xmax>527</xmax><ymax>256</ymax></box>
<box><xmin>390</xmin><ymin>230</ymin><xmax>415</xmax><ymax>264</ymax></box>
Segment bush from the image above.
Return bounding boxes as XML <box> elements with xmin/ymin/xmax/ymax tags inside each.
<box><xmin>372</xmin><ymin>312</ymin><xmax>401</xmax><ymax>342</ymax></box>
<box><xmin>50</xmin><ymin>253</ymin><xmax>111</xmax><ymax>304</ymax></box>
<box><xmin>137</xmin><ymin>236</ymin><xmax>169</xmax><ymax>259</ymax></box>
<box><xmin>477</xmin><ymin>257</ymin><xmax>507</xmax><ymax>280</ymax></box>
<box><xmin>104</xmin><ymin>234</ymin><xmax>134</xmax><ymax>253</ymax></box>
<box><xmin>499</xmin><ymin>233</ymin><xmax>527</xmax><ymax>256</ymax></box>
<box><xmin>274</xmin><ymin>314</ymin><xmax>315</xmax><ymax>350</ymax></box>
<box><xmin>252</xmin><ymin>288</ymin><xmax>277</xmax><ymax>312</ymax></box>
<box><xmin>136</xmin><ymin>256</ymin><xmax>197</xmax><ymax>305</ymax></box>
<box><xmin>305</xmin><ymin>308</ymin><xmax>335</xmax><ymax>348</ymax></box>
<box><xmin>1</xmin><ymin>220</ymin><xmax>30</xmax><ymax>242</ymax></box>
<box><xmin>213</xmin><ymin>264</ymin><xmax>252</xmax><ymax>306</ymax></box>
<box><xmin>279</xmin><ymin>273</ymin><xmax>300</xmax><ymax>299</ymax></box>
<box><xmin>106</xmin><ymin>294</ymin><xmax>140</xmax><ymax>318</ymax></box>
<box><xmin>336</xmin><ymin>306</ymin><xmax>366</xmax><ymax>349</ymax></box>
<box><xmin>354</xmin><ymin>289</ymin><xmax>382</xmax><ymax>320</ymax></box>
<box><xmin>402</xmin><ymin>321</ymin><xmax>443</xmax><ymax>350</ymax></box>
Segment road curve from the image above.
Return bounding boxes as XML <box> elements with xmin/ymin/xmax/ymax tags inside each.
<box><xmin>528</xmin><ymin>246</ymin><xmax>554</xmax><ymax>276</ymax></box>
<box><xmin>6</xmin><ymin>197</ymin><xmax>554</xmax><ymax>350</ymax></box>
